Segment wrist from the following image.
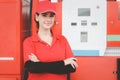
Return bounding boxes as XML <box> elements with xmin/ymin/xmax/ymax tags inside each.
<box><xmin>64</xmin><ymin>60</ymin><xmax>67</xmax><ymax>66</ymax></box>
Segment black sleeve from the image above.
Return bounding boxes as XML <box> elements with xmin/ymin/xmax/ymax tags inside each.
<box><xmin>24</xmin><ymin>60</ymin><xmax>76</xmax><ymax>74</ymax></box>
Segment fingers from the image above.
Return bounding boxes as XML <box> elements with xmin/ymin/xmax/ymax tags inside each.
<box><xmin>28</xmin><ymin>53</ymin><xmax>39</xmax><ymax>62</ymax></box>
<box><xmin>70</xmin><ymin>57</ymin><xmax>77</xmax><ymax>61</ymax></box>
<box><xmin>64</xmin><ymin>57</ymin><xmax>78</xmax><ymax>69</ymax></box>
<box><xmin>70</xmin><ymin>59</ymin><xmax>78</xmax><ymax>69</ymax></box>
<box><xmin>72</xmin><ymin>60</ymin><xmax>78</xmax><ymax>68</ymax></box>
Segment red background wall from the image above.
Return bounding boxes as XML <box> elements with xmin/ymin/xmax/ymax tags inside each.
<box><xmin>71</xmin><ymin>56</ymin><xmax>119</xmax><ymax>80</ymax></box>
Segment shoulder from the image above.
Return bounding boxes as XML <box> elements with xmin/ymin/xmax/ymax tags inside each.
<box><xmin>23</xmin><ymin>36</ymin><xmax>33</xmax><ymax>45</ymax></box>
<box><xmin>59</xmin><ymin>35</ymin><xmax>67</xmax><ymax>40</ymax></box>
<box><xmin>23</xmin><ymin>34</ymin><xmax>39</xmax><ymax>43</ymax></box>
<box><xmin>24</xmin><ymin>36</ymin><xmax>32</xmax><ymax>42</ymax></box>
<box><xmin>56</xmin><ymin>34</ymin><xmax>68</xmax><ymax>42</ymax></box>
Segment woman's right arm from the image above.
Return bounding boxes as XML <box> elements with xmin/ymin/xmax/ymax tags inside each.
<box><xmin>24</xmin><ymin>59</ymin><xmax>76</xmax><ymax>74</ymax></box>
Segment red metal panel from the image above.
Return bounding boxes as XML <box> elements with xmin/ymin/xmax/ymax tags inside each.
<box><xmin>31</xmin><ymin>0</ymin><xmax>39</xmax><ymax>34</ymax></box>
<box><xmin>51</xmin><ymin>2</ymin><xmax>62</xmax><ymax>35</ymax></box>
<box><xmin>0</xmin><ymin>74</ymin><xmax>21</xmax><ymax>80</ymax></box>
<box><xmin>0</xmin><ymin>0</ymin><xmax>21</xmax><ymax>74</ymax></box>
<box><xmin>107</xmin><ymin>2</ymin><xmax>120</xmax><ymax>34</ymax></box>
<box><xmin>107</xmin><ymin>1</ymin><xmax>120</xmax><ymax>46</ymax></box>
<box><xmin>107</xmin><ymin>41</ymin><xmax>120</xmax><ymax>47</ymax></box>
<box><xmin>71</xmin><ymin>57</ymin><xmax>119</xmax><ymax>80</ymax></box>
<box><xmin>0</xmin><ymin>78</ymin><xmax>17</xmax><ymax>80</ymax></box>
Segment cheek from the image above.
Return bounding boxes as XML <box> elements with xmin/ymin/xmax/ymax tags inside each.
<box><xmin>39</xmin><ymin>19</ymin><xmax>44</xmax><ymax>24</ymax></box>
<box><xmin>51</xmin><ymin>18</ymin><xmax>55</xmax><ymax>23</ymax></box>
<box><xmin>51</xmin><ymin>20</ymin><xmax>55</xmax><ymax>25</ymax></box>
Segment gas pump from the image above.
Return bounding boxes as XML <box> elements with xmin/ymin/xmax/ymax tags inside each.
<box><xmin>62</xmin><ymin>0</ymin><xmax>107</xmax><ymax>56</ymax></box>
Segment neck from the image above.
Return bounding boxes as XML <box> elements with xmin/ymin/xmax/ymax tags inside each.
<box><xmin>37</xmin><ymin>28</ymin><xmax>53</xmax><ymax>46</ymax></box>
<box><xmin>38</xmin><ymin>29</ymin><xmax>52</xmax><ymax>37</ymax></box>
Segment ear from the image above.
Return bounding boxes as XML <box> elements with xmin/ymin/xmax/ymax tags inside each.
<box><xmin>54</xmin><ymin>21</ymin><xmax>59</xmax><ymax>25</ymax></box>
<box><xmin>35</xmin><ymin>14</ymin><xmax>39</xmax><ymax>22</ymax></box>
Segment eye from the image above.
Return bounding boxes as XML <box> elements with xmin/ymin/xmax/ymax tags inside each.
<box><xmin>42</xmin><ymin>13</ymin><xmax>47</xmax><ymax>17</ymax></box>
<box><xmin>50</xmin><ymin>13</ymin><xmax>55</xmax><ymax>17</ymax></box>
<box><xmin>50</xmin><ymin>14</ymin><xmax>54</xmax><ymax>17</ymax></box>
<box><xmin>41</xmin><ymin>13</ymin><xmax>55</xmax><ymax>17</ymax></box>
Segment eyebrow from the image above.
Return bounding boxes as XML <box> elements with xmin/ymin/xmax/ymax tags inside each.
<box><xmin>41</xmin><ymin>12</ymin><xmax>55</xmax><ymax>17</ymax></box>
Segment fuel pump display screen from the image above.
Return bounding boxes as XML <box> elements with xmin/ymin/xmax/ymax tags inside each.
<box><xmin>78</xmin><ymin>8</ymin><xmax>90</xmax><ymax>16</ymax></box>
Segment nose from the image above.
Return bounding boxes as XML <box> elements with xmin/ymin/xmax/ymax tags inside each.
<box><xmin>46</xmin><ymin>17</ymin><xmax>52</xmax><ymax>21</ymax></box>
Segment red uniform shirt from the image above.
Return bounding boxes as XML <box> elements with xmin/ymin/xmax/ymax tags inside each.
<box><xmin>23</xmin><ymin>33</ymin><xmax>74</xmax><ymax>80</ymax></box>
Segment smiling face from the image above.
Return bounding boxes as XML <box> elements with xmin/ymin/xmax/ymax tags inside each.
<box><xmin>35</xmin><ymin>12</ymin><xmax>55</xmax><ymax>30</ymax></box>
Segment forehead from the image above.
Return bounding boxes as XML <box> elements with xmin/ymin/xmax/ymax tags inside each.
<box><xmin>41</xmin><ymin>12</ymin><xmax>55</xmax><ymax>15</ymax></box>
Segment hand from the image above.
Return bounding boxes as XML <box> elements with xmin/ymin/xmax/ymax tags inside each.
<box><xmin>64</xmin><ymin>57</ymin><xmax>78</xmax><ymax>69</ymax></box>
<box><xmin>28</xmin><ymin>53</ymin><xmax>39</xmax><ymax>62</ymax></box>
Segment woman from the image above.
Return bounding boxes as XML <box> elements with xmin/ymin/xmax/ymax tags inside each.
<box><xmin>23</xmin><ymin>1</ymin><xmax>78</xmax><ymax>80</ymax></box>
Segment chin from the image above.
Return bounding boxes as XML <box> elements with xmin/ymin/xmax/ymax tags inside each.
<box><xmin>44</xmin><ymin>26</ymin><xmax>52</xmax><ymax>29</ymax></box>
<box><xmin>45</xmin><ymin>25</ymin><xmax>53</xmax><ymax>28</ymax></box>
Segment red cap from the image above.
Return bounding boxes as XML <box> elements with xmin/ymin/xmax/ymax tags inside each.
<box><xmin>36</xmin><ymin>1</ymin><xmax>56</xmax><ymax>14</ymax></box>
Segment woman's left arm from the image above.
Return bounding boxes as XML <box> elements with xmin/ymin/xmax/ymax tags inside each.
<box><xmin>24</xmin><ymin>60</ymin><xmax>76</xmax><ymax>74</ymax></box>
<box><xmin>25</xmin><ymin>53</ymin><xmax>76</xmax><ymax>74</ymax></box>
